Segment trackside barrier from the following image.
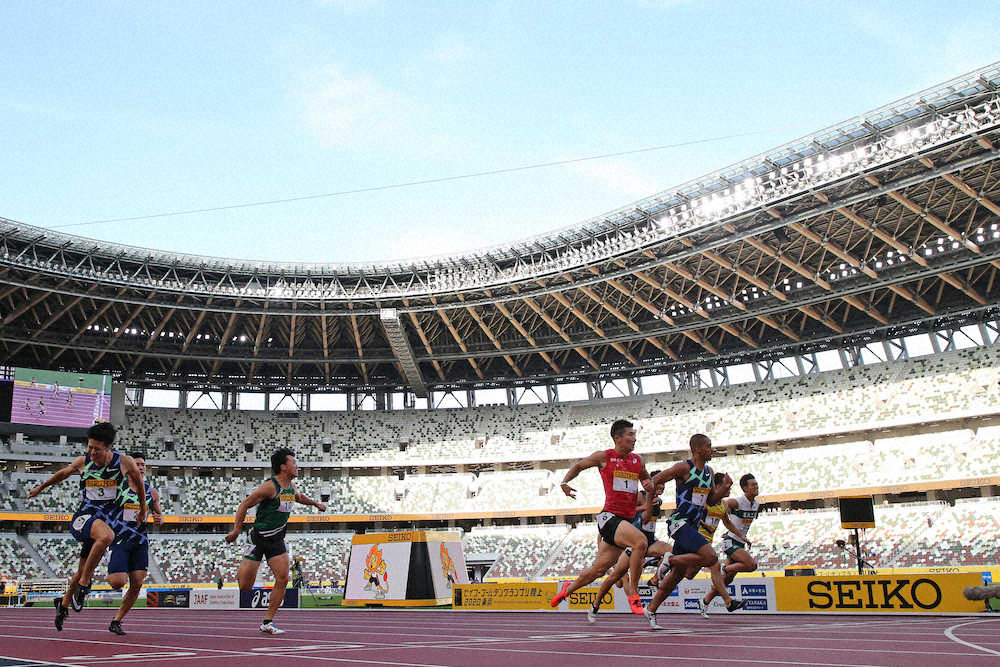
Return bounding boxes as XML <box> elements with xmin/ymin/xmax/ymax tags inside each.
<box><xmin>454</xmin><ymin>573</ymin><xmax>987</xmax><ymax>614</ymax></box>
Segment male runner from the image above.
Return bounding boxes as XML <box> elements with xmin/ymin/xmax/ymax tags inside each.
<box><xmin>551</xmin><ymin>419</ymin><xmax>653</xmax><ymax>615</ymax></box>
<box><xmin>27</xmin><ymin>423</ymin><xmax>145</xmax><ymax>630</ymax></box>
<box><xmin>703</xmin><ymin>473</ymin><xmax>759</xmax><ymax>608</ymax></box>
<box><xmin>586</xmin><ymin>474</ymin><xmax>670</xmax><ymax>623</ymax></box>
<box><xmin>644</xmin><ymin>434</ymin><xmax>730</xmax><ymax>629</ymax></box>
<box><xmin>694</xmin><ymin>472</ymin><xmax>748</xmax><ymax>616</ymax></box>
<box><xmin>225</xmin><ymin>448</ymin><xmax>327</xmax><ymax>634</ymax></box>
<box><xmin>107</xmin><ymin>451</ymin><xmax>163</xmax><ymax>635</ymax></box>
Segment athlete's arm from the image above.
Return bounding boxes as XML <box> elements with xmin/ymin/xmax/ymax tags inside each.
<box><xmin>707</xmin><ymin>473</ymin><xmax>732</xmax><ymax>504</ymax></box>
<box><xmin>225</xmin><ymin>481</ymin><xmax>277</xmax><ymax>544</ymax></box>
<box><xmin>638</xmin><ymin>462</ymin><xmax>653</xmax><ymax>494</ymax></box>
<box><xmin>150</xmin><ymin>488</ymin><xmax>164</xmax><ymax>526</ymax></box>
<box><xmin>650</xmin><ymin>460</ymin><xmax>690</xmax><ymax>488</ymax></box>
<box><xmin>26</xmin><ymin>456</ymin><xmax>85</xmax><ymax>499</ymax></box>
<box><xmin>119</xmin><ymin>455</ymin><xmax>148</xmax><ymax>525</ymax></box>
<box><xmin>559</xmin><ymin>450</ymin><xmax>607</xmax><ymax>499</ymax></box>
<box><xmin>721</xmin><ymin>512</ymin><xmax>750</xmax><ymax>546</ymax></box>
<box><xmin>294</xmin><ymin>491</ymin><xmax>327</xmax><ymax>512</ymax></box>
<box><xmin>641</xmin><ymin>492</ymin><xmax>659</xmax><ymax>523</ymax></box>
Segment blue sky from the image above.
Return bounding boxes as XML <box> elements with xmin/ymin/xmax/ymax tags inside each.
<box><xmin>2</xmin><ymin>1</ymin><xmax>998</xmax><ymax>264</ymax></box>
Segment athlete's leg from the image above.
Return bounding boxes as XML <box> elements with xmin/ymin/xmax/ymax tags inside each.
<box><xmin>557</xmin><ymin>540</ymin><xmax>623</xmax><ymax>600</ymax></box>
<box><xmin>646</xmin><ymin>540</ymin><xmax>669</xmax><ymax>588</ymax></box>
<box><xmin>113</xmin><ymin>570</ymin><xmax>146</xmax><ymax>623</ymax></box>
<box><xmin>724</xmin><ymin>548</ymin><xmax>757</xmax><ymax>576</ymax></box>
<box><xmin>78</xmin><ymin>518</ymin><xmax>114</xmax><ymax>587</ymax></box>
<box><xmin>702</xmin><ymin>560</ymin><xmax>732</xmax><ymax>606</ymax></box>
<box><xmin>647</xmin><ymin>563</ymin><xmax>684</xmax><ymax>613</ymax></box>
<box><xmin>263</xmin><ymin>552</ymin><xmax>290</xmax><ymax>622</ymax></box>
<box><xmin>593</xmin><ymin>551</ymin><xmax>629</xmax><ymax>610</ymax></box>
<box><xmin>611</xmin><ymin>520</ymin><xmax>648</xmax><ymax>599</ymax></box>
<box><xmin>107</xmin><ymin>572</ymin><xmax>127</xmax><ymax>590</ymax></box>
<box><xmin>237</xmin><ymin>557</ymin><xmax>263</xmax><ymax>590</ymax></box>
<box><xmin>61</xmin><ymin>559</ymin><xmax>84</xmax><ymax>608</ymax></box>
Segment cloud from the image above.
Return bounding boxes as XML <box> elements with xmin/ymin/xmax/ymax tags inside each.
<box><xmin>296</xmin><ymin>64</ymin><xmax>411</xmax><ymax>149</ymax></box>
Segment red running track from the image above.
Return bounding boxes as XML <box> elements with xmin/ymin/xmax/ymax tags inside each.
<box><xmin>0</xmin><ymin>607</ymin><xmax>998</xmax><ymax>667</ymax></box>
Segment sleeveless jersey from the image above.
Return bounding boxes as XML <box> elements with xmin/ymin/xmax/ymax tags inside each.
<box><xmin>600</xmin><ymin>449</ymin><xmax>643</xmax><ymax>517</ymax></box>
<box><xmin>698</xmin><ymin>501</ymin><xmax>727</xmax><ymax>541</ymax></box>
<box><xmin>667</xmin><ymin>460</ymin><xmax>714</xmax><ymax>533</ymax></box>
<box><xmin>254</xmin><ymin>477</ymin><xmax>295</xmax><ymax>536</ymax></box>
<box><xmin>78</xmin><ymin>450</ymin><xmax>124</xmax><ymax>518</ymax></box>
<box><xmin>724</xmin><ymin>495</ymin><xmax>759</xmax><ymax>542</ymax></box>
<box><xmin>114</xmin><ymin>479</ymin><xmax>154</xmax><ymax>545</ymax></box>
<box><xmin>632</xmin><ymin>497</ymin><xmax>662</xmax><ymax>534</ymax></box>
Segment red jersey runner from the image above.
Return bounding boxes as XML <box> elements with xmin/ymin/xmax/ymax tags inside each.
<box><xmin>600</xmin><ymin>448</ymin><xmax>643</xmax><ymax>517</ymax></box>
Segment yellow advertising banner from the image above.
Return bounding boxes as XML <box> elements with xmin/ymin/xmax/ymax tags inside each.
<box><xmin>774</xmin><ymin>572</ymin><xmax>983</xmax><ymax>613</ymax></box>
<box><xmin>566</xmin><ymin>586</ymin><xmax>616</xmax><ymax>611</ymax></box>
<box><xmin>453</xmin><ymin>582</ymin><xmax>557</xmax><ymax>610</ymax></box>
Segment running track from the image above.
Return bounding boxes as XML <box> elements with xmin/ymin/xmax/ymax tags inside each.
<box><xmin>0</xmin><ymin>608</ymin><xmax>998</xmax><ymax>667</ymax></box>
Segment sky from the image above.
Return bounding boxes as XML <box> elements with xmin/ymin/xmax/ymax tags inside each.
<box><xmin>2</xmin><ymin>1</ymin><xmax>999</xmax><ymax>265</ymax></box>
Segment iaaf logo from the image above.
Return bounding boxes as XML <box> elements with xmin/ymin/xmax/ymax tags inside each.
<box><xmin>740</xmin><ymin>584</ymin><xmax>767</xmax><ymax>597</ymax></box>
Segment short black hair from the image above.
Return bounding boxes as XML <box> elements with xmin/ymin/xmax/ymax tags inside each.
<box><xmin>128</xmin><ymin>451</ymin><xmax>146</xmax><ymax>461</ymax></box>
<box><xmin>689</xmin><ymin>433</ymin><xmax>711</xmax><ymax>450</ymax></box>
<box><xmin>87</xmin><ymin>422</ymin><xmax>116</xmax><ymax>446</ymax></box>
<box><xmin>610</xmin><ymin>419</ymin><xmax>633</xmax><ymax>439</ymax></box>
<box><xmin>713</xmin><ymin>472</ymin><xmax>727</xmax><ymax>486</ymax></box>
<box><xmin>271</xmin><ymin>448</ymin><xmax>295</xmax><ymax>475</ymax></box>
<box><xmin>740</xmin><ymin>473</ymin><xmax>756</xmax><ymax>490</ymax></box>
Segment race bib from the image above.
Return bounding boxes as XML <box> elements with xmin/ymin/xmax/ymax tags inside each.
<box><xmin>612</xmin><ymin>469</ymin><xmax>638</xmax><ymax>493</ymax></box>
<box><xmin>72</xmin><ymin>514</ymin><xmax>92</xmax><ymax>532</ymax></box>
<box><xmin>122</xmin><ymin>502</ymin><xmax>141</xmax><ymax>523</ymax></box>
<box><xmin>85</xmin><ymin>478</ymin><xmax>117</xmax><ymax>501</ymax></box>
<box><xmin>690</xmin><ymin>486</ymin><xmax>709</xmax><ymax>507</ymax></box>
<box><xmin>277</xmin><ymin>492</ymin><xmax>295</xmax><ymax>512</ymax></box>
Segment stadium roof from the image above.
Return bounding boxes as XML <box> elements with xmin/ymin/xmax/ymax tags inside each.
<box><xmin>2</xmin><ymin>63</ymin><xmax>999</xmax><ymax>393</ymax></box>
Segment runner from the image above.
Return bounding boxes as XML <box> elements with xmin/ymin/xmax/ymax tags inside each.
<box><xmin>550</xmin><ymin>419</ymin><xmax>653</xmax><ymax>615</ymax></box>
<box><xmin>225</xmin><ymin>448</ymin><xmax>327</xmax><ymax>634</ymax></box>
<box><xmin>703</xmin><ymin>473</ymin><xmax>760</xmax><ymax>608</ymax></box>
<box><xmin>586</xmin><ymin>474</ymin><xmax>670</xmax><ymax>623</ymax></box>
<box><xmin>694</xmin><ymin>472</ymin><xmax>747</xmax><ymax>616</ymax></box>
<box><xmin>107</xmin><ymin>451</ymin><xmax>163</xmax><ymax>635</ymax></box>
<box><xmin>27</xmin><ymin>423</ymin><xmax>145</xmax><ymax>630</ymax></box>
<box><xmin>643</xmin><ymin>433</ymin><xmax>730</xmax><ymax>629</ymax></box>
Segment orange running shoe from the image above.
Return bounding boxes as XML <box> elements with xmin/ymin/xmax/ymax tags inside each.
<box><xmin>550</xmin><ymin>581</ymin><xmax>571</xmax><ymax>607</ymax></box>
<box><xmin>628</xmin><ymin>594</ymin><xmax>645</xmax><ymax>615</ymax></box>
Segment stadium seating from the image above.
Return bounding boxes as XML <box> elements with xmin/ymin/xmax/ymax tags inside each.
<box><xmin>113</xmin><ymin>346</ymin><xmax>1000</xmax><ymax>466</ymax></box>
<box><xmin>0</xmin><ymin>533</ymin><xmax>46</xmax><ymax>580</ymax></box>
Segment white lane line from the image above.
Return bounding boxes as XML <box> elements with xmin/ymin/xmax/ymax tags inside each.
<box><xmin>393</xmin><ymin>643</ymin><xmax>891</xmax><ymax>667</ymax></box>
<box><xmin>942</xmin><ymin>618</ymin><xmax>1000</xmax><ymax>657</ymax></box>
<box><xmin>0</xmin><ymin>633</ymin><xmax>450</xmax><ymax>667</ymax></box>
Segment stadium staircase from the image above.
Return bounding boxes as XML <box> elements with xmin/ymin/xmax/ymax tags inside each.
<box><xmin>16</xmin><ymin>534</ymin><xmax>57</xmax><ymax>578</ymax></box>
<box><xmin>534</xmin><ymin>530</ymin><xmax>575</xmax><ymax>578</ymax></box>
<box><xmin>146</xmin><ymin>553</ymin><xmax>166</xmax><ymax>585</ymax></box>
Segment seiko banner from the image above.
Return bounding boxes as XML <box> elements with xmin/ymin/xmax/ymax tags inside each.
<box><xmin>774</xmin><ymin>572</ymin><xmax>983</xmax><ymax>613</ymax></box>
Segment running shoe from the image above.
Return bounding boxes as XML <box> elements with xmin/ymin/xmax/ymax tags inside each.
<box><xmin>550</xmin><ymin>581</ymin><xmax>571</xmax><ymax>608</ymax></box>
<box><xmin>70</xmin><ymin>582</ymin><xmax>90</xmax><ymax>612</ymax></box>
<box><xmin>53</xmin><ymin>598</ymin><xmax>68</xmax><ymax>632</ymax></box>
<box><xmin>644</xmin><ymin>609</ymin><xmax>662</xmax><ymax>630</ymax></box>
<box><xmin>656</xmin><ymin>558</ymin><xmax>671</xmax><ymax>581</ymax></box>
<box><xmin>696</xmin><ymin>598</ymin><xmax>709</xmax><ymax>618</ymax></box>
<box><xmin>628</xmin><ymin>594</ymin><xmax>645</xmax><ymax>615</ymax></box>
<box><xmin>726</xmin><ymin>599</ymin><xmax>746</xmax><ymax>612</ymax></box>
<box><xmin>109</xmin><ymin>620</ymin><xmax>126</xmax><ymax>636</ymax></box>
<box><xmin>586</xmin><ymin>607</ymin><xmax>598</xmax><ymax>624</ymax></box>
<box><xmin>259</xmin><ymin>621</ymin><xmax>286</xmax><ymax>635</ymax></box>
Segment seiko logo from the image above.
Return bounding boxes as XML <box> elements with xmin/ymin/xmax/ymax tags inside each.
<box><xmin>806</xmin><ymin>578</ymin><xmax>942</xmax><ymax>610</ymax></box>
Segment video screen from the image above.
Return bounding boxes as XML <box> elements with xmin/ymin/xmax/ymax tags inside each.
<box><xmin>7</xmin><ymin>367</ymin><xmax>112</xmax><ymax>428</ymax></box>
